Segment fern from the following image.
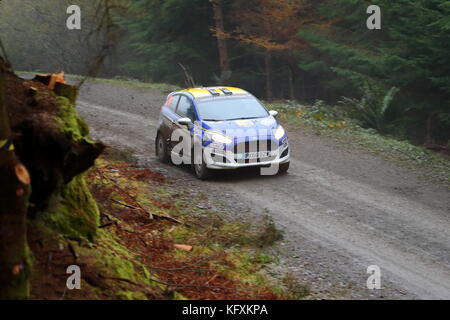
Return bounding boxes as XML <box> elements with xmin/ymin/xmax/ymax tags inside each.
<box><xmin>339</xmin><ymin>85</ymin><xmax>399</xmax><ymax>133</ymax></box>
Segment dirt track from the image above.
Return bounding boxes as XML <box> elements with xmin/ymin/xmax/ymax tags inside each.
<box><xmin>75</xmin><ymin>80</ymin><xmax>450</xmax><ymax>300</ymax></box>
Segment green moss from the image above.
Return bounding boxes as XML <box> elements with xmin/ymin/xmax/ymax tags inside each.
<box><xmin>68</xmin><ymin>229</ymin><xmax>167</xmax><ymax>298</ymax></box>
<box><xmin>89</xmin><ymin>232</ymin><xmax>138</xmax><ymax>281</ymax></box>
<box><xmin>96</xmin><ymin>229</ymin><xmax>134</xmax><ymax>260</ymax></box>
<box><xmin>141</xmin><ymin>265</ymin><xmax>151</xmax><ymax>281</ymax></box>
<box><xmin>169</xmin><ymin>225</ymin><xmax>191</xmax><ymax>243</ymax></box>
<box><xmin>280</xmin><ymin>274</ymin><xmax>311</xmax><ymax>299</ymax></box>
<box><xmin>102</xmin><ymin>255</ymin><xmax>136</xmax><ymax>280</ymax></box>
<box><xmin>172</xmin><ymin>292</ymin><xmax>189</xmax><ymax>300</ymax></box>
<box><xmin>80</xmin><ymin>229</ymin><xmax>164</xmax><ymax>286</ymax></box>
<box><xmin>116</xmin><ymin>291</ymin><xmax>148</xmax><ymax>300</ymax></box>
<box><xmin>251</xmin><ymin>252</ymin><xmax>276</xmax><ymax>264</ymax></box>
<box><xmin>40</xmin><ymin>175</ymin><xmax>99</xmax><ymax>241</ymax></box>
<box><xmin>54</xmin><ymin>96</ymin><xmax>91</xmax><ymax>142</ymax></box>
<box><xmin>208</xmin><ymin>249</ymin><xmax>273</xmax><ymax>290</ymax></box>
<box><xmin>35</xmin><ymin>94</ymin><xmax>101</xmax><ymax>241</ymax></box>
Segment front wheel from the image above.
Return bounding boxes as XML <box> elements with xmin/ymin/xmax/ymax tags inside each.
<box><xmin>278</xmin><ymin>162</ymin><xmax>290</xmax><ymax>174</ymax></box>
<box><xmin>155</xmin><ymin>133</ymin><xmax>170</xmax><ymax>163</ymax></box>
<box><xmin>193</xmin><ymin>150</ymin><xmax>212</xmax><ymax>180</ymax></box>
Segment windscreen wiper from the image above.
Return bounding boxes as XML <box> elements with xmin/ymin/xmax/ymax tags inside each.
<box><xmin>225</xmin><ymin>116</ymin><xmax>261</xmax><ymax>121</ymax></box>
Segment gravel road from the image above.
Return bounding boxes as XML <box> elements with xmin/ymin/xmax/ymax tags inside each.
<box><xmin>75</xmin><ymin>79</ymin><xmax>450</xmax><ymax>300</ymax></box>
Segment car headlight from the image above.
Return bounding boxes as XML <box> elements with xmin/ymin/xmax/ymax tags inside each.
<box><xmin>206</xmin><ymin>131</ymin><xmax>233</xmax><ymax>144</ymax></box>
<box><xmin>274</xmin><ymin>126</ymin><xmax>285</xmax><ymax>140</ymax></box>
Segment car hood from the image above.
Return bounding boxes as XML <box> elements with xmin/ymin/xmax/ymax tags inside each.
<box><xmin>201</xmin><ymin>116</ymin><xmax>279</xmax><ymax>138</ymax></box>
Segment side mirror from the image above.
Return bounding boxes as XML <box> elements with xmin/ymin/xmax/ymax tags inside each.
<box><xmin>177</xmin><ymin>117</ymin><xmax>192</xmax><ymax>126</ymax></box>
<box><xmin>269</xmin><ymin>110</ymin><xmax>279</xmax><ymax>118</ymax></box>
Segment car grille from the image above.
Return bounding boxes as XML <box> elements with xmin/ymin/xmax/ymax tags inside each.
<box><xmin>231</xmin><ymin>139</ymin><xmax>278</xmax><ymax>163</ymax></box>
<box><xmin>232</xmin><ymin>139</ymin><xmax>276</xmax><ymax>153</ymax></box>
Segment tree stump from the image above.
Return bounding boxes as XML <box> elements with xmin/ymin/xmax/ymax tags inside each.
<box><xmin>0</xmin><ymin>60</ymin><xmax>31</xmax><ymax>299</ymax></box>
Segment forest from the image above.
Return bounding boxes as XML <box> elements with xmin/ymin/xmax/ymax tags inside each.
<box><xmin>1</xmin><ymin>0</ymin><xmax>449</xmax><ymax>146</ymax></box>
<box><xmin>1</xmin><ymin>0</ymin><xmax>450</xmax><ymax>301</ymax></box>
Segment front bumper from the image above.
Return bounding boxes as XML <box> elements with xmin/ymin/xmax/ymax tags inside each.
<box><xmin>205</xmin><ymin>142</ymin><xmax>290</xmax><ymax>170</ymax></box>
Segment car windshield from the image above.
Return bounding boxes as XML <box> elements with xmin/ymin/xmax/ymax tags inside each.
<box><xmin>196</xmin><ymin>97</ymin><xmax>269</xmax><ymax>121</ymax></box>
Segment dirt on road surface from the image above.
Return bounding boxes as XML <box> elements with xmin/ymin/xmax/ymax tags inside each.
<box><xmin>75</xmin><ymin>79</ymin><xmax>450</xmax><ymax>300</ymax></box>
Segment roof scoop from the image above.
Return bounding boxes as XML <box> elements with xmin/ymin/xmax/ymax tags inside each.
<box><xmin>220</xmin><ymin>88</ymin><xmax>233</xmax><ymax>95</ymax></box>
<box><xmin>208</xmin><ymin>89</ymin><xmax>221</xmax><ymax>96</ymax></box>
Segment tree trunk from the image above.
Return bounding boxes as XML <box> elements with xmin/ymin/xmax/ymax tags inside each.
<box><xmin>0</xmin><ymin>60</ymin><xmax>31</xmax><ymax>300</ymax></box>
<box><xmin>264</xmin><ymin>51</ymin><xmax>273</xmax><ymax>100</ymax></box>
<box><xmin>287</xmin><ymin>66</ymin><xmax>295</xmax><ymax>100</ymax></box>
<box><xmin>424</xmin><ymin>109</ymin><xmax>443</xmax><ymax>146</ymax></box>
<box><xmin>211</xmin><ymin>0</ymin><xmax>230</xmax><ymax>74</ymax></box>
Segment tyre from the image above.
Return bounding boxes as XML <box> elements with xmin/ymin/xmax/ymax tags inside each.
<box><xmin>278</xmin><ymin>162</ymin><xmax>290</xmax><ymax>174</ymax></box>
<box><xmin>193</xmin><ymin>149</ymin><xmax>212</xmax><ymax>180</ymax></box>
<box><xmin>155</xmin><ymin>133</ymin><xmax>170</xmax><ymax>163</ymax></box>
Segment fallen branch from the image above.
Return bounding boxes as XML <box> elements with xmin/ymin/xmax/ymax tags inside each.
<box><xmin>205</xmin><ymin>272</ymin><xmax>220</xmax><ymax>285</ymax></box>
<box><xmin>111</xmin><ymin>199</ymin><xmax>138</xmax><ymax>210</ymax></box>
<box><xmin>100</xmin><ymin>212</ymin><xmax>114</xmax><ymax>221</ymax></box>
<box><xmin>123</xmin><ymin>228</ymin><xmax>139</xmax><ymax>234</ymax></box>
<box><xmin>110</xmin><ymin>190</ymin><xmax>182</xmax><ymax>224</ymax></box>
<box><xmin>101</xmin><ymin>274</ymin><xmax>236</xmax><ymax>293</ymax></box>
<box><xmin>152</xmin><ymin>215</ymin><xmax>183</xmax><ymax>225</ymax></box>
<box><xmin>147</xmin><ymin>276</ymin><xmax>236</xmax><ymax>291</ymax></box>
<box><xmin>95</xmin><ymin>168</ymin><xmax>154</xmax><ymax>219</ymax></box>
<box><xmin>145</xmin><ymin>254</ymin><xmax>218</xmax><ymax>272</ymax></box>
<box><xmin>98</xmin><ymin>275</ymin><xmax>158</xmax><ymax>297</ymax></box>
<box><xmin>68</xmin><ymin>243</ymin><xmax>78</xmax><ymax>261</ymax></box>
<box><xmin>98</xmin><ymin>221</ymin><xmax>116</xmax><ymax>229</ymax></box>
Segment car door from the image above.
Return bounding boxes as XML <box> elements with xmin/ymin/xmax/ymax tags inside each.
<box><xmin>171</xmin><ymin>95</ymin><xmax>196</xmax><ymax>159</ymax></box>
<box><xmin>160</xmin><ymin>94</ymin><xmax>180</xmax><ymax>141</ymax></box>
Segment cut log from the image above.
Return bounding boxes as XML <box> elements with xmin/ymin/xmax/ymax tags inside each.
<box><xmin>173</xmin><ymin>244</ymin><xmax>193</xmax><ymax>252</ymax></box>
<box><xmin>0</xmin><ymin>154</ymin><xmax>31</xmax><ymax>300</ymax></box>
<box><xmin>0</xmin><ymin>59</ymin><xmax>31</xmax><ymax>299</ymax></box>
<box><xmin>54</xmin><ymin>82</ymin><xmax>78</xmax><ymax>104</ymax></box>
<box><xmin>33</xmin><ymin>74</ymin><xmax>51</xmax><ymax>86</ymax></box>
<box><xmin>14</xmin><ymin>163</ymin><xmax>30</xmax><ymax>185</ymax></box>
<box><xmin>33</xmin><ymin>72</ymin><xmax>77</xmax><ymax>104</ymax></box>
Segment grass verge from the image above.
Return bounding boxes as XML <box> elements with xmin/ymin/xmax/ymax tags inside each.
<box><xmin>28</xmin><ymin>149</ymin><xmax>300</xmax><ymax>300</ymax></box>
<box><xmin>269</xmin><ymin>100</ymin><xmax>450</xmax><ymax>188</ymax></box>
<box><xmin>17</xmin><ymin>71</ymin><xmax>181</xmax><ymax>94</ymax></box>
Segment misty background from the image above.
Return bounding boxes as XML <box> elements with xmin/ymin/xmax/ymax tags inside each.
<box><xmin>0</xmin><ymin>0</ymin><xmax>449</xmax><ymax>145</ymax></box>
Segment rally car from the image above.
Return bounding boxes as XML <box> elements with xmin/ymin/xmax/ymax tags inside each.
<box><xmin>155</xmin><ymin>87</ymin><xmax>290</xmax><ymax>179</ymax></box>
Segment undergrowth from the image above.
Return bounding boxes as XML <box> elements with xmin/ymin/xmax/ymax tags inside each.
<box><xmin>29</xmin><ymin>149</ymin><xmax>297</xmax><ymax>300</ymax></box>
<box><xmin>268</xmin><ymin>100</ymin><xmax>450</xmax><ymax>188</ymax></box>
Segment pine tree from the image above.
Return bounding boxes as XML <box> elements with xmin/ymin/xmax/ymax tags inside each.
<box><xmin>121</xmin><ymin>0</ymin><xmax>218</xmax><ymax>84</ymax></box>
<box><xmin>299</xmin><ymin>0</ymin><xmax>450</xmax><ymax>140</ymax></box>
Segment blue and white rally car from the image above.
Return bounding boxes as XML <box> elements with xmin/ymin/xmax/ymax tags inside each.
<box><xmin>155</xmin><ymin>87</ymin><xmax>290</xmax><ymax>179</ymax></box>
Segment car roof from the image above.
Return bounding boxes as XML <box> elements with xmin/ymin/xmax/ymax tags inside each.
<box><xmin>173</xmin><ymin>87</ymin><xmax>250</xmax><ymax>100</ymax></box>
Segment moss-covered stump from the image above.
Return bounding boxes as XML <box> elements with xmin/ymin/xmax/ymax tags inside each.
<box><xmin>39</xmin><ymin>174</ymin><xmax>100</xmax><ymax>241</ymax></box>
<box><xmin>4</xmin><ymin>72</ymin><xmax>104</xmax><ymax>241</ymax></box>
<box><xmin>1</xmin><ymin>69</ymin><xmax>105</xmax><ymax>299</ymax></box>
<box><xmin>0</xmin><ymin>149</ymin><xmax>33</xmax><ymax>299</ymax></box>
<box><xmin>32</xmin><ymin>74</ymin><xmax>78</xmax><ymax>103</ymax></box>
<box><xmin>0</xmin><ymin>63</ymin><xmax>32</xmax><ymax>299</ymax></box>
<box><xmin>54</xmin><ymin>82</ymin><xmax>78</xmax><ymax>105</ymax></box>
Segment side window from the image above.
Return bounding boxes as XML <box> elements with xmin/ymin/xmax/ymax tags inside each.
<box><xmin>176</xmin><ymin>96</ymin><xmax>196</xmax><ymax>121</ymax></box>
<box><xmin>165</xmin><ymin>95</ymin><xmax>180</xmax><ymax>112</ymax></box>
